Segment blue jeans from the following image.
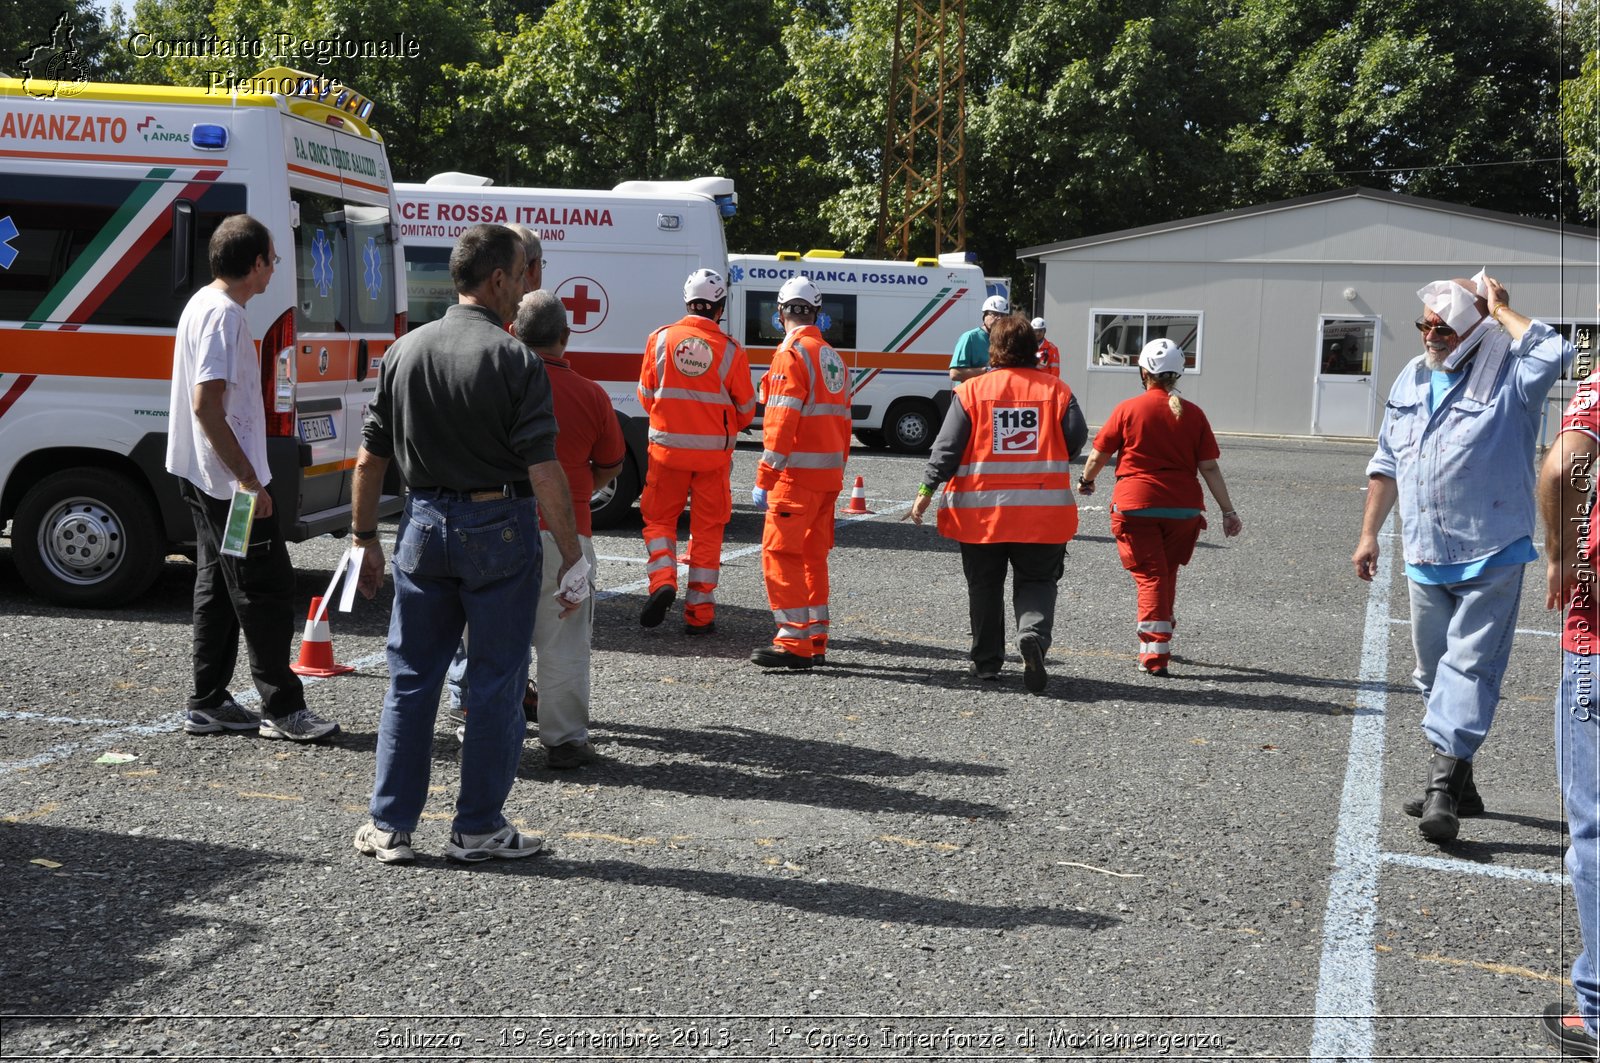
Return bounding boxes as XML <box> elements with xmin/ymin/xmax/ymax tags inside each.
<box><xmin>1560</xmin><ymin>650</ymin><xmax>1600</xmax><ymax>1035</ymax></box>
<box><xmin>369</xmin><ymin>490</ymin><xmax>541</xmax><ymax>835</ymax></box>
<box><xmin>1407</xmin><ymin>563</ymin><xmax>1524</xmax><ymax>760</ymax></box>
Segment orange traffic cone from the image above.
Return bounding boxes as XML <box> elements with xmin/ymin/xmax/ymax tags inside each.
<box><xmin>291</xmin><ymin>596</ymin><xmax>354</xmax><ymax>677</ymax></box>
<box><xmin>841</xmin><ymin>475</ymin><xmax>873</xmax><ymax>515</ymax></box>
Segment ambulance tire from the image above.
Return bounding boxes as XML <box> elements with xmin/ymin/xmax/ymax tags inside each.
<box><xmin>590</xmin><ymin>452</ymin><xmax>641</xmax><ymax>530</ymax></box>
<box><xmin>884</xmin><ymin>399</ymin><xmax>938</xmax><ymax>453</ymax></box>
<box><xmin>854</xmin><ymin>429</ymin><xmax>889</xmax><ymax>450</ymax></box>
<box><xmin>13</xmin><ymin>468</ymin><xmax>164</xmax><ymax>608</ymax></box>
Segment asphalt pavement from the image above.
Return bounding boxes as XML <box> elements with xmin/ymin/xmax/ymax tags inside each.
<box><xmin>0</xmin><ymin>436</ymin><xmax>1580</xmax><ymax>1060</ymax></box>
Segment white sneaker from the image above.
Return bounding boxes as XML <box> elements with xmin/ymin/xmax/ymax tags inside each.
<box><xmin>258</xmin><ymin>707</ymin><xmax>340</xmax><ymax>742</ymax></box>
<box><xmin>183</xmin><ymin>697</ymin><xmax>261</xmax><ymax>734</ymax></box>
<box><xmin>444</xmin><ymin>825</ymin><xmax>543</xmax><ymax>863</ymax></box>
<box><xmin>353</xmin><ymin>822</ymin><xmax>415</xmax><ymax>864</ymax></box>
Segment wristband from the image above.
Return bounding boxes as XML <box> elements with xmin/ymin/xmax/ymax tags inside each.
<box><xmin>352</xmin><ymin>528</ymin><xmax>378</xmax><ymax>542</ymax></box>
<box><xmin>1222</xmin><ymin>510</ymin><xmax>1238</xmax><ymax>517</ymax></box>
<box><xmin>917</xmin><ymin>483</ymin><xmax>936</xmax><ymax>498</ymax></box>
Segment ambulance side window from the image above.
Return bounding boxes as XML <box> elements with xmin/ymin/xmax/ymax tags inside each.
<box><xmin>403</xmin><ymin>246</ymin><xmax>453</xmax><ymax>330</ymax></box>
<box><xmin>291</xmin><ymin>189</ymin><xmax>347</xmax><ymax>332</ymax></box>
<box><xmin>0</xmin><ymin>175</ymin><xmax>243</xmax><ymax>326</ymax></box>
<box><xmin>740</xmin><ymin>291</ymin><xmax>858</xmax><ymax>349</ymax></box>
<box><xmin>344</xmin><ymin>204</ymin><xmax>396</xmax><ymax>331</ymax></box>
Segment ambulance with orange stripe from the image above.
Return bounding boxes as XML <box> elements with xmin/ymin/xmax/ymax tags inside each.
<box><xmin>0</xmin><ymin>67</ymin><xmax>405</xmax><ymax>605</ymax></box>
<box><xmin>395</xmin><ymin>173</ymin><xmax>736</xmax><ymax>526</ymax></box>
<box><xmin>726</xmin><ymin>250</ymin><xmax>987</xmax><ymax>452</ymax></box>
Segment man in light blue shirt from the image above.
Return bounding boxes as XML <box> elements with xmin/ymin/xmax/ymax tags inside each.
<box><xmin>949</xmin><ymin>294</ymin><xmax>1009</xmax><ymax>383</ymax></box>
<box><xmin>1352</xmin><ymin>274</ymin><xmax>1572</xmax><ymax>843</ymax></box>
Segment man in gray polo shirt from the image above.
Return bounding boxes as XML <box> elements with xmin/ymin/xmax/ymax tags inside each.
<box><xmin>348</xmin><ymin>223</ymin><xmax>584</xmax><ymax>865</ymax></box>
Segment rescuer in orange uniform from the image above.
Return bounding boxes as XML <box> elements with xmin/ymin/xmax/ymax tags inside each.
<box><xmin>636</xmin><ymin>269</ymin><xmax>756</xmax><ymax>634</ymax></box>
<box><xmin>907</xmin><ymin>314</ymin><xmax>1086</xmax><ymax>693</ymax></box>
<box><xmin>750</xmin><ymin>276</ymin><xmax>853</xmax><ymax>669</ymax></box>
<box><xmin>1031</xmin><ymin>317</ymin><xmax>1061</xmax><ymax>377</ymax></box>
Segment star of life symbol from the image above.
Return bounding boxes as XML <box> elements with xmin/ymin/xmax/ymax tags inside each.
<box><xmin>311</xmin><ymin>229</ymin><xmax>335</xmax><ymax>298</ymax></box>
<box><xmin>818</xmin><ymin>345</ymin><xmax>847</xmax><ymax>395</ymax></box>
<box><xmin>362</xmin><ymin>237</ymin><xmax>383</xmax><ymax>301</ymax></box>
<box><xmin>727</xmin><ymin>264</ymin><xmax>744</xmax><ymax>283</ymax></box>
<box><xmin>0</xmin><ymin>217</ymin><xmax>19</xmax><ymax>270</ymax></box>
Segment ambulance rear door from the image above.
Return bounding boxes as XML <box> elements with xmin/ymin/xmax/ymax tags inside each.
<box><xmin>280</xmin><ymin>112</ymin><xmax>400</xmax><ymax>522</ymax></box>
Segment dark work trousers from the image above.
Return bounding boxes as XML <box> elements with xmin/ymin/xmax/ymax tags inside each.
<box><xmin>179</xmin><ymin>479</ymin><xmax>306</xmax><ymax>721</ymax></box>
<box><xmin>959</xmin><ymin>540</ymin><xmax>1067</xmax><ymax>674</ymax></box>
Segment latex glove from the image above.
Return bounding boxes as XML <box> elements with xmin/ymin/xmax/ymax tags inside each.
<box><xmin>554</xmin><ymin>556</ymin><xmax>592</xmax><ymax>606</ymax></box>
<box><xmin>751</xmin><ymin>486</ymin><xmax>768</xmax><ymax>512</ymax></box>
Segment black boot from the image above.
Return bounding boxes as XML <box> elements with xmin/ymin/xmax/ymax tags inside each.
<box><xmin>1402</xmin><ymin>761</ymin><xmax>1484</xmax><ymax>818</ymax></box>
<box><xmin>1418</xmin><ymin>751</ymin><xmax>1472</xmax><ymax>842</ymax></box>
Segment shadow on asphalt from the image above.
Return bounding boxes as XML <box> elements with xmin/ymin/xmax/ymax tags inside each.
<box><xmin>473</xmin><ymin>856</ymin><xmax>1121</xmax><ymax>932</ymax></box>
<box><xmin>0</xmin><ymin>822</ymin><xmax>282</xmax><ymax>1012</ymax></box>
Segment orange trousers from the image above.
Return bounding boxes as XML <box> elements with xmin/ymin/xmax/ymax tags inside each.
<box><xmin>1110</xmin><ymin>511</ymin><xmax>1203</xmax><ymax>671</ymax></box>
<box><xmin>641</xmin><ymin>461</ymin><xmax>733</xmax><ymax>626</ymax></box>
<box><xmin>761</xmin><ymin>480</ymin><xmax>839</xmax><ymax>657</ymax></box>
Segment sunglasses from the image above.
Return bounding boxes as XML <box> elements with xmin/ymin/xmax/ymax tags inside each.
<box><xmin>1415</xmin><ymin>318</ymin><xmax>1456</xmax><ymax>338</ymax></box>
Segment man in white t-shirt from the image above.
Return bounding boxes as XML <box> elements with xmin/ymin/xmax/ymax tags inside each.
<box><xmin>164</xmin><ymin>214</ymin><xmax>339</xmax><ymax>742</ymax></box>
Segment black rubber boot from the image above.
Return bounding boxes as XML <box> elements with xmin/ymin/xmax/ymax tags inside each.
<box><xmin>1418</xmin><ymin>751</ymin><xmax>1472</xmax><ymax>842</ymax></box>
<box><xmin>1403</xmin><ymin>761</ymin><xmax>1484</xmax><ymax>818</ymax></box>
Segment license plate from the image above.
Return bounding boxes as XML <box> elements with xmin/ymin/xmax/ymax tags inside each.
<box><xmin>299</xmin><ymin>414</ymin><xmax>336</xmax><ymax>443</ymax></box>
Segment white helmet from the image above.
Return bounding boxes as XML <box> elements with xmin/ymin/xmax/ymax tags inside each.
<box><xmin>778</xmin><ymin>275</ymin><xmax>822</xmax><ymax>307</ymax></box>
<box><xmin>1138</xmin><ymin>338</ymin><xmax>1186</xmax><ymax>376</ymax></box>
<box><xmin>683</xmin><ymin>268</ymin><xmax>726</xmax><ymax>304</ymax></box>
<box><xmin>1030</xmin><ymin>317</ymin><xmax>1047</xmax><ymax>331</ymax></box>
<box><xmin>982</xmin><ymin>295</ymin><xmax>1010</xmax><ymax>315</ymax></box>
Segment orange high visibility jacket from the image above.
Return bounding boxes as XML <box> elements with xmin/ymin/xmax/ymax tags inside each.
<box><xmin>638</xmin><ymin>314</ymin><xmax>756</xmax><ymax>471</ymax></box>
<box><xmin>755</xmin><ymin>324</ymin><xmax>852</xmax><ymax>491</ymax></box>
<box><xmin>937</xmin><ymin>368</ymin><xmax>1079</xmax><ymax>544</ymax></box>
<box><xmin>1036</xmin><ymin>339</ymin><xmax>1061</xmax><ymax>377</ymax></box>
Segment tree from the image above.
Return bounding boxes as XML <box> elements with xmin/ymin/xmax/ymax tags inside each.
<box><xmin>2</xmin><ymin>0</ymin><xmax>127</xmax><ymax>80</ymax></box>
<box><xmin>1562</xmin><ymin>0</ymin><xmax>1599</xmax><ymax>219</ymax></box>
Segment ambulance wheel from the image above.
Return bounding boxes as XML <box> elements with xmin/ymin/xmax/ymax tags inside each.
<box><xmin>13</xmin><ymin>468</ymin><xmax>164</xmax><ymax>607</ymax></box>
<box><xmin>885</xmin><ymin>399</ymin><xmax>938</xmax><ymax>453</ymax></box>
<box><xmin>590</xmin><ymin>452</ymin><xmax>641</xmax><ymax>530</ymax></box>
<box><xmin>854</xmin><ymin>429</ymin><xmax>889</xmax><ymax>450</ymax></box>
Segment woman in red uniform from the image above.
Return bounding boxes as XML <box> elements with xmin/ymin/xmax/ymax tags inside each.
<box><xmin>1078</xmin><ymin>338</ymin><xmax>1242</xmax><ymax>676</ymax></box>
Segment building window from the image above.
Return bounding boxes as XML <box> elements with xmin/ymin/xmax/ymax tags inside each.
<box><xmin>1089</xmin><ymin>309</ymin><xmax>1201</xmax><ymax>372</ymax></box>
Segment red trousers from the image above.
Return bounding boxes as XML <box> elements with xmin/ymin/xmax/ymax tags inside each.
<box><xmin>761</xmin><ymin>480</ymin><xmax>839</xmax><ymax>657</ymax></box>
<box><xmin>1110</xmin><ymin>512</ymin><xmax>1203</xmax><ymax>671</ymax></box>
<box><xmin>641</xmin><ymin>461</ymin><xmax>733</xmax><ymax>626</ymax></box>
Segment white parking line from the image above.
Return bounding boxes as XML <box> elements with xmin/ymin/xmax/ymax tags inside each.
<box><xmin>1381</xmin><ymin>850</ymin><xmax>1570</xmax><ymax>887</ymax></box>
<box><xmin>0</xmin><ymin>710</ymin><xmax>129</xmax><ymax>726</ymax></box>
<box><xmin>1310</xmin><ymin>513</ymin><xmax>1394</xmax><ymax>1060</ymax></box>
<box><xmin>0</xmin><ymin>501</ymin><xmax>912</xmax><ymax>777</ymax></box>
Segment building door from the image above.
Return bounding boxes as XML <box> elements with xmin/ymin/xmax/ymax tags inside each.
<box><xmin>1313</xmin><ymin>316</ymin><xmax>1379</xmax><ymax>437</ymax></box>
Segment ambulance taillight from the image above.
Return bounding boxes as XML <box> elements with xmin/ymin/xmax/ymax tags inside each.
<box><xmin>261</xmin><ymin>308</ymin><xmax>297</xmax><ymax>437</ymax></box>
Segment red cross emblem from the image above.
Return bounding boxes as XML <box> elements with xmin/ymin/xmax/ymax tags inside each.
<box><xmin>558</xmin><ymin>277</ymin><xmax>608</xmax><ymax>334</ymax></box>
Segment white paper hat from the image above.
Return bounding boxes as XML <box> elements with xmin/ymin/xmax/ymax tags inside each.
<box><xmin>1417</xmin><ymin>270</ymin><xmax>1489</xmax><ymax>335</ymax></box>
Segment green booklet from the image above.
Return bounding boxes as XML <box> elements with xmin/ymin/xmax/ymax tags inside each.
<box><xmin>219</xmin><ymin>487</ymin><xmax>257</xmax><ymax>558</ymax></box>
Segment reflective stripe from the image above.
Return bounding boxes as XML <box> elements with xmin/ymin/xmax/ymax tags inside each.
<box><xmin>773</xmin><ymin>607</ymin><xmax>810</xmax><ymax>624</ymax></box>
<box><xmin>686</xmin><ymin>567</ymin><xmax>719</xmax><ymax>584</ymax></box>
<box><xmin>1137</xmin><ymin>621</ymin><xmax>1173</xmax><ymax>634</ymax></box>
<box><xmin>685</xmin><ymin>589</ymin><xmax>715</xmax><ymax>605</ymax></box>
<box><xmin>809</xmin><ymin>605</ymin><xmax>830</xmax><ymax>623</ymax></box>
<box><xmin>1138</xmin><ymin>639</ymin><xmax>1169</xmax><ymax>653</ymax></box>
<box><xmin>654</xmin><ymin>332</ymin><xmax>669</xmax><ymax>388</ymax></box>
<box><xmin>717</xmin><ymin>343</ymin><xmax>734</xmax><ymax>383</ymax></box>
<box><xmin>761</xmin><ymin>448</ymin><xmax>789</xmax><ymax>470</ymax></box>
<box><xmin>777</xmin><ymin>623</ymin><xmax>810</xmax><ymax>641</ymax></box>
<box><xmin>649</xmin><ymin>429</ymin><xmax>732</xmax><ymax>450</ymax></box>
<box><xmin>785</xmin><ymin>451</ymin><xmax>845</xmax><ymax>470</ymax></box>
<box><xmin>803</xmin><ymin>402</ymin><xmax>852</xmax><ymax>419</ymax></box>
<box><xmin>767</xmin><ymin>395</ymin><xmax>805</xmax><ymax>412</ymax></box>
<box><xmin>734</xmin><ymin>396</ymin><xmax>756</xmax><ymax>414</ymax></box>
<box><xmin>646</xmin><ymin>556</ymin><xmax>677</xmax><ymax>574</ymax></box>
<box><xmin>648</xmin><ymin>387</ymin><xmax>734</xmax><ymax>405</ymax></box>
<box><xmin>645</xmin><ymin>537</ymin><xmax>674</xmax><ymax>554</ymax></box>
<box><xmin>942</xmin><ymin>488</ymin><xmax>1075</xmax><ymax>508</ymax></box>
<box><xmin>953</xmin><ymin>459</ymin><xmax>1072</xmax><ymax>477</ymax></box>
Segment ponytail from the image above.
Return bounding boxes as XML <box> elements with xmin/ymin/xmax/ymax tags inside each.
<box><xmin>1157</xmin><ymin>372</ymin><xmax>1183</xmax><ymax>420</ymax></box>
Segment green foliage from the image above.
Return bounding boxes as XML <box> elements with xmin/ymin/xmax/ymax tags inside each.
<box><xmin>2</xmin><ymin>0</ymin><xmax>127</xmax><ymax>80</ymax></box>
<box><xmin>1563</xmin><ymin>0</ymin><xmax>1599</xmax><ymax>219</ymax></box>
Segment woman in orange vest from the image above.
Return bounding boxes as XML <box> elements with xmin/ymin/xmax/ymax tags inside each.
<box><xmin>1077</xmin><ymin>338</ymin><xmax>1243</xmax><ymax>676</ymax></box>
<box><xmin>750</xmin><ymin>276</ymin><xmax>854</xmax><ymax>669</ymax></box>
<box><xmin>907</xmin><ymin>314</ymin><xmax>1087</xmax><ymax>693</ymax></box>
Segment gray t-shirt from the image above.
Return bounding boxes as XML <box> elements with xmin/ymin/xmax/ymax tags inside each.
<box><xmin>363</xmin><ymin>303</ymin><xmax>558</xmax><ymax>488</ymax></box>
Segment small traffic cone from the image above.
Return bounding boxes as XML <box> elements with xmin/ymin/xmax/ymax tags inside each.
<box><xmin>291</xmin><ymin>596</ymin><xmax>354</xmax><ymax>677</ymax></box>
<box><xmin>841</xmin><ymin>475</ymin><xmax>873</xmax><ymax>514</ymax></box>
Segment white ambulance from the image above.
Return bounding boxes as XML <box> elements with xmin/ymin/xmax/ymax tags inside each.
<box><xmin>394</xmin><ymin>173</ymin><xmax>736</xmax><ymax>526</ymax></box>
<box><xmin>726</xmin><ymin>250</ymin><xmax>988</xmax><ymax>452</ymax></box>
<box><xmin>0</xmin><ymin>67</ymin><xmax>407</xmax><ymax>606</ymax></box>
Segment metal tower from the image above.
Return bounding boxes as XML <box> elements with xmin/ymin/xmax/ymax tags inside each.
<box><xmin>875</xmin><ymin>0</ymin><xmax>968</xmax><ymax>259</ymax></box>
